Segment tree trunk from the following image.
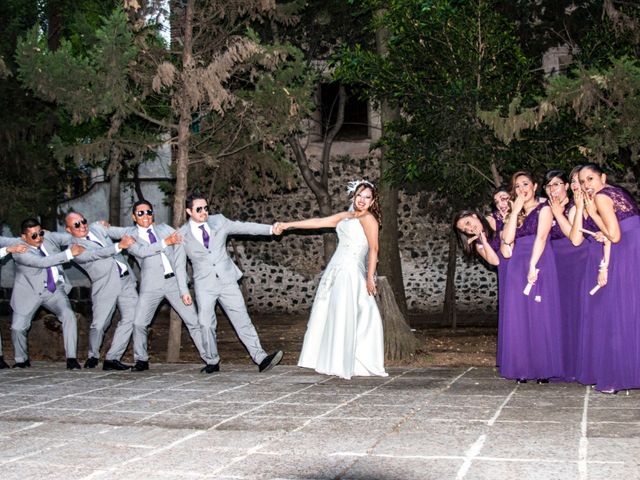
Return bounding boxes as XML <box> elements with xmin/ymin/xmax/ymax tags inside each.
<box><xmin>133</xmin><ymin>162</ymin><xmax>145</xmax><ymax>201</ymax></box>
<box><xmin>288</xmin><ymin>84</ymin><xmax>346</xmax><ymax>264</ymax></box>
<box><xmin>442</xmin><ymin>229</ymin><xmax>458</xmax><ymax>329</ymax></box>
<box><xmin>108</xmin><ymin>172</ymin><xmax>121</xmax><ymax>226</ymax></box>
<box><xmin>377</xmin><ymin>277</ymin><xmax>419</xmax><ymax>360</ymax></box>
<box><xmin>375</xmin><ymin>10</ymin><xmax>408</xmax><ymax>317</ymax></box>
<box><xmin>490</xmin><ymin>158</ymin><xmax>502</xmax><ymax>187</ymax></box>
<box><xmin>167</xmin><ymin>0</ymin><xmax>195</xmax><ymax>362</ymax></box>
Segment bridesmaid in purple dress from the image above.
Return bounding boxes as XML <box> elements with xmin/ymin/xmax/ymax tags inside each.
<box><xmin>545</xmin><ymin>169</ymin><xmax>588</xmax><ymax>382</ymax></box>
<box><xmin>570</xmin><ymin>164</ymin><xmax>640</xmax><ymax>393</ymax></box>
<box><xmin>486</xmin><ymin>185</ymin><xmax>510</xmax><ymax>367</ymax></box>
<box><xmin>499</xmin><ymin>171</ymin><xmax>564</xmax><ymax>383</ymax></box>
<box><xmin>453</xmin><ymin>210</ymin><xmax>500</xmax><ymax>267</ymax></box>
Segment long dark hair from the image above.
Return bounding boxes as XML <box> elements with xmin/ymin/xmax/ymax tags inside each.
<box><xmin>508</xmin><ymin>170</ymin><xmax>537</xmax><ymax>227</ymax></box>
<box><xmin>351</xmin><ymin>181</ymin><xmax>381</xmax><ymax>226</ymax></box>
<box><xmin>569</xmin><ymin>164</ymin><xmax>584</xmax><ymax>182</ymax></box>
<box><xmin>452</xmin><ymin>210</ymin><xmax>495</xmax><ymax>257</ymax></box>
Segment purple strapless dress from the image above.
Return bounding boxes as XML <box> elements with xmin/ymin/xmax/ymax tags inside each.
<box><xmin>499</xmin><ymin>203</ymin><xmax>564</xmax><ymax>380</ymax></box>
<box><xmin>489</xmin><ymin>211</ymin><xmax>507</xmax><ymax>368</ymax></box>
<box><xmin>576</xmin><ymin>186</ymin><xmax>640</xmax><ymax>391</ymax></box>
<box><xmin>549</xmin><ymin>200</ymin><xmax>588</xmax><ymax>382</ymax></box>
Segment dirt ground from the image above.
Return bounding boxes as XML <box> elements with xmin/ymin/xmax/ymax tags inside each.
<box><xmin>0</xmin><ymin>307</ymin><xmax>498</xmax><ymax>368</ymax></box>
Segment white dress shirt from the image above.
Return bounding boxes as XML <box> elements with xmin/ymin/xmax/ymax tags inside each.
<box><xmin>136</xmin><ymin>225</ymin><xmax>174</xmax><ymax>275</ymax></box>
<box><xmin>36</xmin><ymin>244</ymin><xmax>73</xmax><ymax>285</ymax></box>
<box><xmin>86</xmin><ymin>231</ymin><xmax>127</xmax><ymax>274</ymax></box>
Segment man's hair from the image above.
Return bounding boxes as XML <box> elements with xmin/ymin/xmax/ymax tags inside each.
<box><xmin>186</xmin><ymin>191</ymin><xmax>207</xmax><ymax>210</ymax></box>
<box><xmin>132</xmin><ymin>199</ymin><xmax>153</xmax><ymax>213</ymax></box>
<box><xmin>21</xmin><ymin>217</ymin><xmax>41</xmax><ymax>233</ymax></box>
<box><xmin>64</xmin><ymin>211</ymin><xmax>83</xmax><ymax>223</ymax></box>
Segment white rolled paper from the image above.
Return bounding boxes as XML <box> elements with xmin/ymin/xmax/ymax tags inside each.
<box><xmin>523</xmin><ymin>269</ymin><xmax>540</xmax><ymax>296</ymax></box>
<box><xmin>589</xmin><ymin>285</ymin><xmax>601</xmax><ymax>296</ymax></box>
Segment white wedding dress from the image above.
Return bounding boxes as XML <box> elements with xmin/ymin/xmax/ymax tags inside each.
<box><xmin>298</xmin><ymin>217</ymin><xmax>388</xmax><ymax>379</ymax></box>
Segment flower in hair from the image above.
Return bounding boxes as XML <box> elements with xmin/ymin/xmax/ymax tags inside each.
<box><xmin>346</xmin><ymin>179</ymin><xmax>374</xmax><ymax>195</ymax></box>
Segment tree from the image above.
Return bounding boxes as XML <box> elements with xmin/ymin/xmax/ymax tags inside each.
<box><xmin>264</xmin><ymin>0</ymin><xmax>371</xmax><ymax>264</ymax></box>
<box><xmin>17</xmin><ymin>0</ymin><xmax>314</xmax><ymax>360</ymax></box>
<box><xmin>478</xmin><ymin>1</ymin><xmax>640</xmax><ymax>184</ymax></box>
<box><xmin>0</xmin><ymin>0</ymin><xmax>119</xmax><ymax>231</ymax></box>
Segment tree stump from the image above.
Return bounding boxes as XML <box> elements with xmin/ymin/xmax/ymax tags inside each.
<box><xmin>30</xmin><ymin>312</ymin><xmax>88</xmax><ymax>360</ymax></box>
<box><xmin>376</xmin><ymin>276</ymin><xmax>420</xmax><ymax>361</ymax></box>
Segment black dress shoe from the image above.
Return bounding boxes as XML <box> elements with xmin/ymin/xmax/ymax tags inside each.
<box><xmin>131</xmin><ymin>360</ymin><xmax>149</xmax><ymax>372</ymax></box>
<box><xmin>536</xmin><ymin>378</ymin><xmax>549</xmax><ymax>384</ymax></box>
<box><xmin>66</xmin><ymin>358</ymin><xmax>82</xmax><ymax>370</ymax></box>
<box><xmin>258</xmin><ymin>350</ymin><xmax>284</xmax><ymax>372</ymax></box>
<box><xmin>103</xmin><ymin>359</ymin><xmax>131</xmax><ymax>371</ymax></box>
<box><xmin>516</xmin><ymin>378</ymin><xmax>527</xmax><ymax>384</ymax></box>
<box><xmin>0</xmin><ymin>356</ymin><xmax>9</xmax><ymax>369</ymax></box>
<box><xmin>200</xmin><ymin>363</ymin><xmax>220</xmax><ymax>374</ymax></box>
<box><xmin>84</xmin><ymin>357</ymin><xmax>99</xmax><ymax>369</ymax></box>
<box><xmin>13</xmin><ymin>359</ymin><xmax>31</xmax><ymax>368</ymax></box>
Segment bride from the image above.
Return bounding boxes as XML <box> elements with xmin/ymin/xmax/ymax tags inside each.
<box><xmin>280</xmin><ymin>180</ymin><xmax>388</xmax><ymax>379</ymax></box>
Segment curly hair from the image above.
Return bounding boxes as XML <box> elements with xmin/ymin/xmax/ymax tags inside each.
<box><xmin>351</xmin><ymin>181</ymin><xmax>381</xmax><ymax>226</ymax></box>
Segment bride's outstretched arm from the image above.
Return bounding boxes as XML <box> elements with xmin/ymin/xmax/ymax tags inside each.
<box><xmin>360</xmin><ymin>214</ymin><xmax>379</xmax><ymax>296</ymax></box>
<box><xmin>280</xmin><ymin>212</ymin><xmax>350</xmax><ymax>231</ymax></box>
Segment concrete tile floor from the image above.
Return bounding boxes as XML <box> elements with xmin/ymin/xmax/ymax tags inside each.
<box><xmin>0</xmin><ymin>364</ymin><xmax>638</xmax><ymax>479</ymax></box>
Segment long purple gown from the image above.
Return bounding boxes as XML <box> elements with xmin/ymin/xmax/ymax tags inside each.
<box><xmin>550</xmin><ymin>200</ymin><xmax>587</xmax><ymax>382</ymax></box>
<box><xmin>489</xmin><ymin>211</ymin><xmax>508</xmax><ymax>368</ymax></box>
<box><xmin>576</xmin><ymin>186</ymin><xmax>640</xmax><ymax>391</ymax></box>
<box><xmin>499</xmin><ymin>203</ymin><xmax>564</xmax><ymax>380</ymax></box>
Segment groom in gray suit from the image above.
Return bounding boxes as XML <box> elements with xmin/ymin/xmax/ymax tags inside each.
<box><xmin>104</xmin><ymin>200</ymin><xmax>214</xmax><ymax>372</ymax></box>
<box><xmin>0</xmin><ymin>237</ymin><xmax>27</xmax><ymax>369</ymax></box>
<box><xmin>177</xmin><ymin>192</ymin><xmax>283</xmax><ymax>373</ymax></box>
<box><xmin>58</xmin><ymin>212</ymin><xmax>139</xmax><ymax>370</ymax></box>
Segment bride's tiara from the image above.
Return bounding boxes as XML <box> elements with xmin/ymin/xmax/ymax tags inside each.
<box><xmin>346</xmin><ymin>179</ymin><xmax>375</xmax><ymax>195</ymax></box>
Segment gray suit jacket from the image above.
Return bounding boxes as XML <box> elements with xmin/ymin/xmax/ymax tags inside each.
<box><xmin>177</xmin><ymin>214</ymin><xmax>271</xmax><ymax>288</ymax></box>
<box><xmin>10</xmin><ymin>235</ymin><xmax>117</xmax><ymax>315</ymax></box>
<box><xmin>106</xmin><ymin>223</ymin><xmax>188</xmax><ymax>295</ymax></box>
<box><xmin>0</xmin><ymin>236</ymin><xmax>19</xmax><ymax>248</ymax></box>
<box><xmin>0</xmin><ymin>236</ymin><xmax>19</xmax><ymax>261</ymax></box>
<box><xmin>48</xmin><ymin>226</ymin><xmax>137</xmax><ymax>302</ymax></box>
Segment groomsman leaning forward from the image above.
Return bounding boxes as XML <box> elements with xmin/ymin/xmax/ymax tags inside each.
<box><xmin>177</xmin><ymin>192</ymin><xmax>284</xmax><ymax>373</ymax></box>
<box><xmin>103</xmin><ymin>200</ymin><xmax>215</xmax><ymax>372</ymax></box>
<box><xmin>47</xmin><ymin>212</ymin><xmax>138</xmax><ymax>370</ymax></box>
<box><xmin>10</xmin><ymin>218</ymin><xmax>121</xmax><ymax>369</ymax></box>
<box><xmin>0</xmin><ymin>237</ymin><xmax>28</xmax><ymax>369</ymax></box>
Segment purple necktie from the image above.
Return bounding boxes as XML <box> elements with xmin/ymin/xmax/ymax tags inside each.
<box><xmin>38</xmin><ymin>247</ymin><xmax>56</xmax><ymax>293</ymax></box>
<box><xmin>86</xmin><ymin>235</ymin><xmax>103</xmax><ymax>247</ymax></box>
<box><xmin>147</xmin><ymin>228</ymin><xmax>157</xmax><ymax>244</ymax></box>
<box><xmin>199</xmin><ymin>225</ymin><xmax>210</xmax><ymax>248</ymax></box>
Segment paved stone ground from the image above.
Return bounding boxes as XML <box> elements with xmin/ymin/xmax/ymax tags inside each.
<box><xmin>0</xmin><ymin>364</ymin><xmax>639</xmax><ymax>480</ymax></box>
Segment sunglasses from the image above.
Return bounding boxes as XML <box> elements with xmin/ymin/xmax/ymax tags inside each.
<box><xmin>72</xmin><ymin>218</ymin><xmax>88</xmax><ymax>229</ymax></box>
<box><xmin>135</xmin><ymin>209</ymin><xmax>154</xmax><ymax>217</ymax></box>
<box><xmin>194</xmin><ymin>205</ymin><xmax>209</xmax><ymax>213</ymax></box>
<box><xmin>30</xmin><ymin>230</ymin><xmax>45</xmax><ymax>240</ymax></box>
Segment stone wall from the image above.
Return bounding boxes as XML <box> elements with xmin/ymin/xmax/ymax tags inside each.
<box><xmin>209</xmin><ymin>140</ymin><xmax>498</xmax><ymax>315</ymax></box>
<box><xmin>0</xmin><ymin>140</ymin><xmax>498</xmax><ymax>317</ymax></box>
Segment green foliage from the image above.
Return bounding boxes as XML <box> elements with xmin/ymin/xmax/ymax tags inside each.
<box><xmin>16</xmin><ymin>1</ymin><xmax>318</xmax><ymax>207</ymax></box>
<box><xmin>336</xmin><ymin>0</ymin><xmax>537</xmax><ymax>207</ymax></box>
<box><xmin>0</xmin><ymin>0</ymin><xmax>124</xmax><ymax>231</ymax></box>
<box><xmin>17</xmin><ymin>9</ymin><xmax>138</xmax><ymax>125</ymax></box>
<box><xmin>480</xmin><ymin>57</ymin><xmax>640</xmax><ymax>169</ymax></box>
